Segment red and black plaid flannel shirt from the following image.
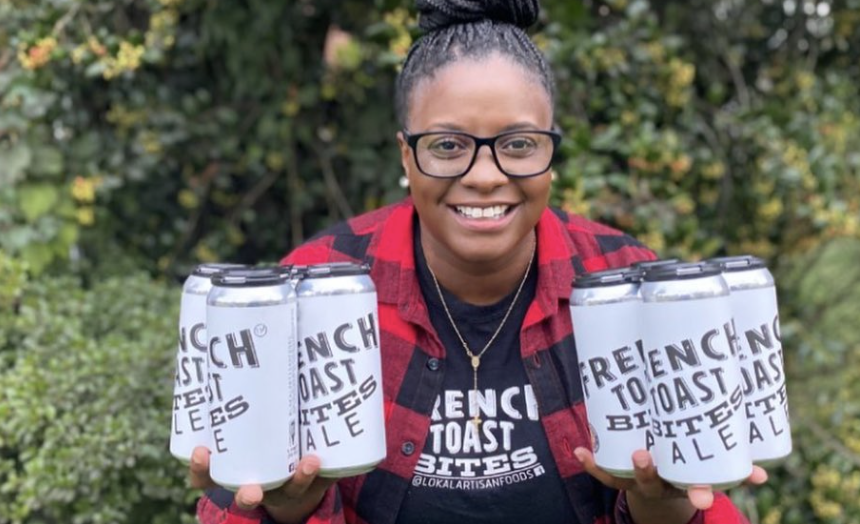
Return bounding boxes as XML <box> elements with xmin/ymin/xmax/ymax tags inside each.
<box><xmin>198</xmin><ymin>198</ymin><xmax>749</xmax><ymax>524</ymax></box>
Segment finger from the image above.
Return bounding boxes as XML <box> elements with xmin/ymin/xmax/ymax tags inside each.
<box><xmin>631</xmin><ymin>450</ymin><xmax>663</xmax><ymax>497</ymax></box>
<box><xmin>236</xmin><ymin>484</ymin><xmax>264</xmax><ymax>510</ymax></box>
<box><xmin>574</xmin><ymin>447</ymin><xmax>634</xmax><ymax>491</ymax></box>
<box><xmin>686</xmin><ymin>485</ymin><xmax>714</xmax><ymax>510</ymax></box>
<box><xmin>279</xmin><ymin>455</ymin><xmax>323</xmax><ymax>499</ymax></box>
<box><xmin>189</xmin><ymin>446</ymin><xmax>216</xmax><ymax>490</ymax></box>
<box><xmin>746</xmin><ymin>465</ymin><xmax>768</xmax><ymax>485</ymax></box>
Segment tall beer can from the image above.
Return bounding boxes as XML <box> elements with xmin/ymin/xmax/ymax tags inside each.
<box><xmin>171</xmin><ymin>263</ymin><xmax>244</xmax><ymax>463</ymax></box>
<box><xmin>640</xmin><ymin>262</ymin><xmax>751</xmax><ymax>489</ymax></box>
<box><xmin>709</xmin><ymin>256</ymin><xmax>791</xmax><ymax>465</ymax></box>
<box><xmin>207</xmin><ymin>268</ymin><xmax>299</xmax><ymax>490</ymax></box>
<box><xmin>296</xmin><ymin>262</ymin><xmax>386</xmax><ymax>478</ymax></box>
<box><xmin>571</xmin><ymin>267</ymin><xmax>650</xmax><ymax>477</ymax></box>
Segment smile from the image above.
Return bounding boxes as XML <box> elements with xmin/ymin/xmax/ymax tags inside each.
<box><xmin>455</xmin><ymin>205</ymin><xmax>511</xmax><ymax>220</ymax></box>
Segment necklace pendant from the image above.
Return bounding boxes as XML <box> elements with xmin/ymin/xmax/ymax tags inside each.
<box><xmin>471</xmin><ymin>355</ymin><xmax>480</xmax><ymax>369</ymax></box>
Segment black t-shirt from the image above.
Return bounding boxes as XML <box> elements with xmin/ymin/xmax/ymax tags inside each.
<box><xmin>395</xmin><ymin>227</ymin><xmax>575</xmax><ymax>524</ymax></box>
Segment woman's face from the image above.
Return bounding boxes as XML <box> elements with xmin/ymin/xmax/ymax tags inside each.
<box><xmin>398</xmin><ymin>54</ymin><xmax>554</xmax><ymax>268</ymax></box>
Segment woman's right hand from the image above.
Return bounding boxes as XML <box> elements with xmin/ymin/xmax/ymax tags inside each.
<box><xmin>190</xmin><ymin>446</ymin><xmax>336</xmax><ymax>524</ymax></box>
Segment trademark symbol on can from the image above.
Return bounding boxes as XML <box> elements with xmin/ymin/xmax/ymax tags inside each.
<box><xmin>254</xmin><ymin>324</ymin><xmax>268</xmax><ymax>337</ymax></box>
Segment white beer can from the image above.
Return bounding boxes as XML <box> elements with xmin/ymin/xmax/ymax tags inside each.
<box><xmin>641</xmin><ymin>262</ymin><xmax>752</xmax><ymax>489</ymax></box>
<box><xmin>296</xmin><ymin>262</ymin><xmax>386</xmax><ymax>478</ymax></box>
<box><xmin>170</xmin><ymin>263</ymin><xmax>244</xmax><ymax>463</ymax></box>
<box><xmin>571</xmin><ymin>267</ymin><xmax>650</xmax><ymax>477</ymax></box>
<box><xmin>207</xmin><ymin>268</ymin><xmax>299</xmax><ymax>490</ymax></box>
<box><xmin>709</xmin><ymin>255</ymin><xmax>791</xmax><ymax>466</ymax></box>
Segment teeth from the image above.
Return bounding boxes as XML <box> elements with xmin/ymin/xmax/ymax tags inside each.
<box><xmin>456</xmin><ymin>205</ymin><xmax>509</xmax><ymax>219</ymax></box>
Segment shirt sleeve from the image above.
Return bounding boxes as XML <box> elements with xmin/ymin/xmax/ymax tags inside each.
<box><xmin>614</xmin><ymin>490</ymin><xmax>750</xmax><ymax>524</ymax></box>
<box><xmin>197</xmin><ymin>484</ymin><xmax>345</xmax><ymax>524</ymax></box>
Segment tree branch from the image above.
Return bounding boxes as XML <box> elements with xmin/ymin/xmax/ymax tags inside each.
<box><xmin>52</xmin><ymin>3</ymin><xmax>81</xmax><ymax>37</ymax></box>
<box><xmin>694</xmin><ymin>111</ymin><xmax>734</xmax><ymax>233</ymax></box>
<box><xmin>165</xmin><ymin>162</ymin><xmax>220</xmax><ymax>273</ymax></box>
<box><xmin>721</xmin><ymin>52</ymin><xmax>751</xmax><ymax>110</ymax></box>
<box><xmin>806</xmin><ymin>418</ymin><xmax>860</xmax><ymax>468</ymax></box>
<box><xmin>226</xmin><ymin>170</ymin><xmax>280</xmax><ymax>232</ymax></box>
<box><xmin>313</xmin><ymin>143</ymin><xmax>354</xmax><ymax>220</ymax></box>
<box><xmin>0</xmin><ymin>49</ymin><xmax>11</xmax><ymax>72</ymax></box>
<box><xmin>286</xmin><ymin>139</ymin><xmax>304</xmax><ymax>249</ymax></box>
<box><xmin>805</xmin><ymin>34</ymin><xmax>820</xmax><ymax>71</ymax></box>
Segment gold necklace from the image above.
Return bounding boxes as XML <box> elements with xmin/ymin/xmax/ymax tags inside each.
<box><xmin>426</xmin><ymin>244</ymin><xmax>536</xmax><ymax>428</ymax></box>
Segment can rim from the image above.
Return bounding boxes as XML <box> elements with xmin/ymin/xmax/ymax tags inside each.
<box><xmin>629</xmin><ymin>258</ymin><xmax>680</xmax><ymax>270</ymax></box>
<box><xmin>573</xmin><ymin>267</ymin><xmax>642</xmax><ymax>288</ymax></box>
<box><xmin>211</xmin><ymin>267</ymin><xmax>287</xmax><ymax>287</ymax></box>
<box><xmin>707</xmin><ymin>255</ymin><xmax>766</xmax><ymax>272</ymax></box>
<box><xmin>642</xmin><ymin>262</ymin><xmax>721</xmax><ymax>282</ymax></box>
<box><xmin>288</xmin><ymin>264</ymin><xmax>308</xmax><ymax>279</ymax></box>
<box><xmin>306</xmin><ymin>262</ymin><xmax>371</xmax><ymax>278</ymax></box>
<box><xmin>192</xmin><ymin>263</ymin><xmax>247</xmax><ymax>277</ymax></box>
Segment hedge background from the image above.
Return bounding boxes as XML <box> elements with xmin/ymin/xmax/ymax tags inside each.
<box><xmin>1</xmin><ymin>0</ymin><xmax>860</xmax><ymax>522</ymax></box>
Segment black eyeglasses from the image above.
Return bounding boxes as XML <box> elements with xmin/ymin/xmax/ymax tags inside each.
<box><xmin>403</xmin><ymin>129</ymin><xmax>562</xmax><ymax>179</ymax></box>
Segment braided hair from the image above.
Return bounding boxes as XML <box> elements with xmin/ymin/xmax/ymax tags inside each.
<box><xmin>395</xmin><ymin>0</ymin><xmax>555</xmax><ymax>128</ymax></box>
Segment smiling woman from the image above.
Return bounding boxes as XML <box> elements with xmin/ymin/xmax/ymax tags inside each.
<box><xmin>398</xmin><ymin>54</ymin><xmax>555</xmax><ymax>301</ymax></box>
<box><xmin>191</xmin><ymin>1</ymin><xmax>764</xmax><ymax>523</ymax></box>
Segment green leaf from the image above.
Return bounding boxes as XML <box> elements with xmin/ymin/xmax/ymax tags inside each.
<box><xmin>0</xmin><ymin>143</ymin><xmax>33</xmax><ymax>185</ymax></box>
<box><xmin>57</xmin><ymin>224</ymin><xmax>79</xmax><ymax>247</ymax></box>
<box><xmin>18</xmin><ymin>184</ymin><xmax>60</xmax><ymax>222</ymax></box>
<box><xmin>31</xmin><ymin>146</ymin><xmax>64</xmax><ymax>177</ymax></box>
<box><xmin>19</xmin><ymin>242</ymin><xmax>54</xmax><ymax>274</ymax></box>
<box><xmin>590</xmin><ymin>124</ymin><xmax>624</xmax><ymax>152</ymax></box>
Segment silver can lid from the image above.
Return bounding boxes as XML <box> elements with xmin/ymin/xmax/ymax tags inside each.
<box><xmin>573</xmin><ymin>267</ymin><xmax>643</xmax><ymax>288</ymax></box>
<box><xmin>642</xmin><ymin>261</ymin><xmax>721</xmax><ymax>282</ymax></box>
<box><xmin>630</xmin><ymin>258</ymin><xmax>680</xmax><ymax>271</ymax></box>
<box><xmin>287</xmin><ymin>265</ymin><xmax>308</xmax><ymax>279</ymax></box>
<box><xmin>306</xmin><ymin>262</ymin><xmax>371</xmax><ymax>278</ymax></box>
<box><xmin>192</xmin><ymin>263</ymin><xmax>246</xmax><ymax>277</ymax></box>
<box><xmin>211</xmin><ymin>267</ymin><xmax>287</xmax><ymax>287</ymax></box>
<box><xmin>707</xmin><ymin>255</ymin><xmax>766</xmax><ymax>272</ymax></box>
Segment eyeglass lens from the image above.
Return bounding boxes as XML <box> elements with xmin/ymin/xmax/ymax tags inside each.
<box><xmin>415</xmin><ymin>132</ymin><xmax>555</xmax><ymax>177</ymax></box>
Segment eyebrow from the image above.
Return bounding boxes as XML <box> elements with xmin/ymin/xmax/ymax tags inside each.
<box><xmin>425</xmin><ymin>122</ymin><xmax>543</xmax><ymax>133</ymax></box>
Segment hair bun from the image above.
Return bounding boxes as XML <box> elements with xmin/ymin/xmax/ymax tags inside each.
<box><xmin>417</xmin><ymin>0</ymin><xmax>540</xmax><ymax>32</ymax></box>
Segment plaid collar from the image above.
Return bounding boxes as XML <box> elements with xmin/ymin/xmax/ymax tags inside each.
<box><xmin>367</xmin><ymin>199</ymin><xmax>578</xmax><ymax>331</ymax></box>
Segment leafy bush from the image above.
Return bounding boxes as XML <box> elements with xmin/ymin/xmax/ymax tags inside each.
<box><xmin>548</xmin><ymin>0</ymin><xmax>860</xmax><ymax>262</ymax></box>
<box><xmin>763</xmin><ymin>237</ymin><xmax>860</xmax><ymax>524</ymax></box>
<box><xmin>1</xmin><ymin>0</ymin><xmax>858</xmax><ymax>275</ymax></box>
<box><xmin>0</xmin><ymin>253</ymin><xmax>193</xmax><ymax>524</ymax></box>
<box><xmin>0</xmin><ymin>0</ymin><xmax>407</xmax><ymax>277</ymax></box>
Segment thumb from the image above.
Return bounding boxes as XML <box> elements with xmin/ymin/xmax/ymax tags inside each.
<box><xmin>687</xmin><ymin>486</ymin><xmax>714</xmax><ymax>510</ymax></box>
<box><xmin>236</xmin><ymin>484</ymin><xmax>264</xmax><ymax>510</ymax></box>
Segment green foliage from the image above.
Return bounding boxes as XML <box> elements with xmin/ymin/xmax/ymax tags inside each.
<box><xmin>761</xmin><ymin>238</ymin><xmax>860</xmax><ymax>523</ymax></box>
<box><xmin>2</xmin><ymin>0</ymin><xmax>858</xmax><ymax>276</ymax></box>
<box><xmin>0</xmin><ymin>256</ymin><xmax>194</xmax><ymax>524</ymax></box>
<box><xmin>1</xmin><ymin>0</ymin><xmax>409</xmax><ymax>277</ymax></box>
<box><xmin>547</xmin><ymin>0</ymin><xmax>860</xmax><ymax>262</ymax></box>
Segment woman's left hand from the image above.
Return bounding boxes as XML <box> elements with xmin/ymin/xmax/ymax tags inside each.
<box><xmin>574</xmin><ymin>447</ymin><xmax>768</xmax><ymax>524</ymax></box>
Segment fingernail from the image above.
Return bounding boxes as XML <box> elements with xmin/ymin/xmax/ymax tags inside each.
<box><xmin>573</xmin><ymin>449</ymin><xmax>586</xmax><ymax>462</ymax></box>
<box><xmin>633</xmin><ymin>455</ymin><xmax>649</xmax><ymax>469</ymax></box>
<box><xmin>302</xmin><ymin>463</ymin><xmax>315</xmax><ymax>475</ymax></box>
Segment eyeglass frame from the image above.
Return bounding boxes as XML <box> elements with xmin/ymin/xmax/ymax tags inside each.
<box><xmin>402</xmin><ymin>129</ymin><xmax>563</xmax><ymax>179</ymax></box>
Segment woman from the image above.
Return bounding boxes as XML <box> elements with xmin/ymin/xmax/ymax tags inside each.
<box><xmin>191</xmin><ymin>1</ymin><xmax>765</xmax><ymax>522</ymax></box>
